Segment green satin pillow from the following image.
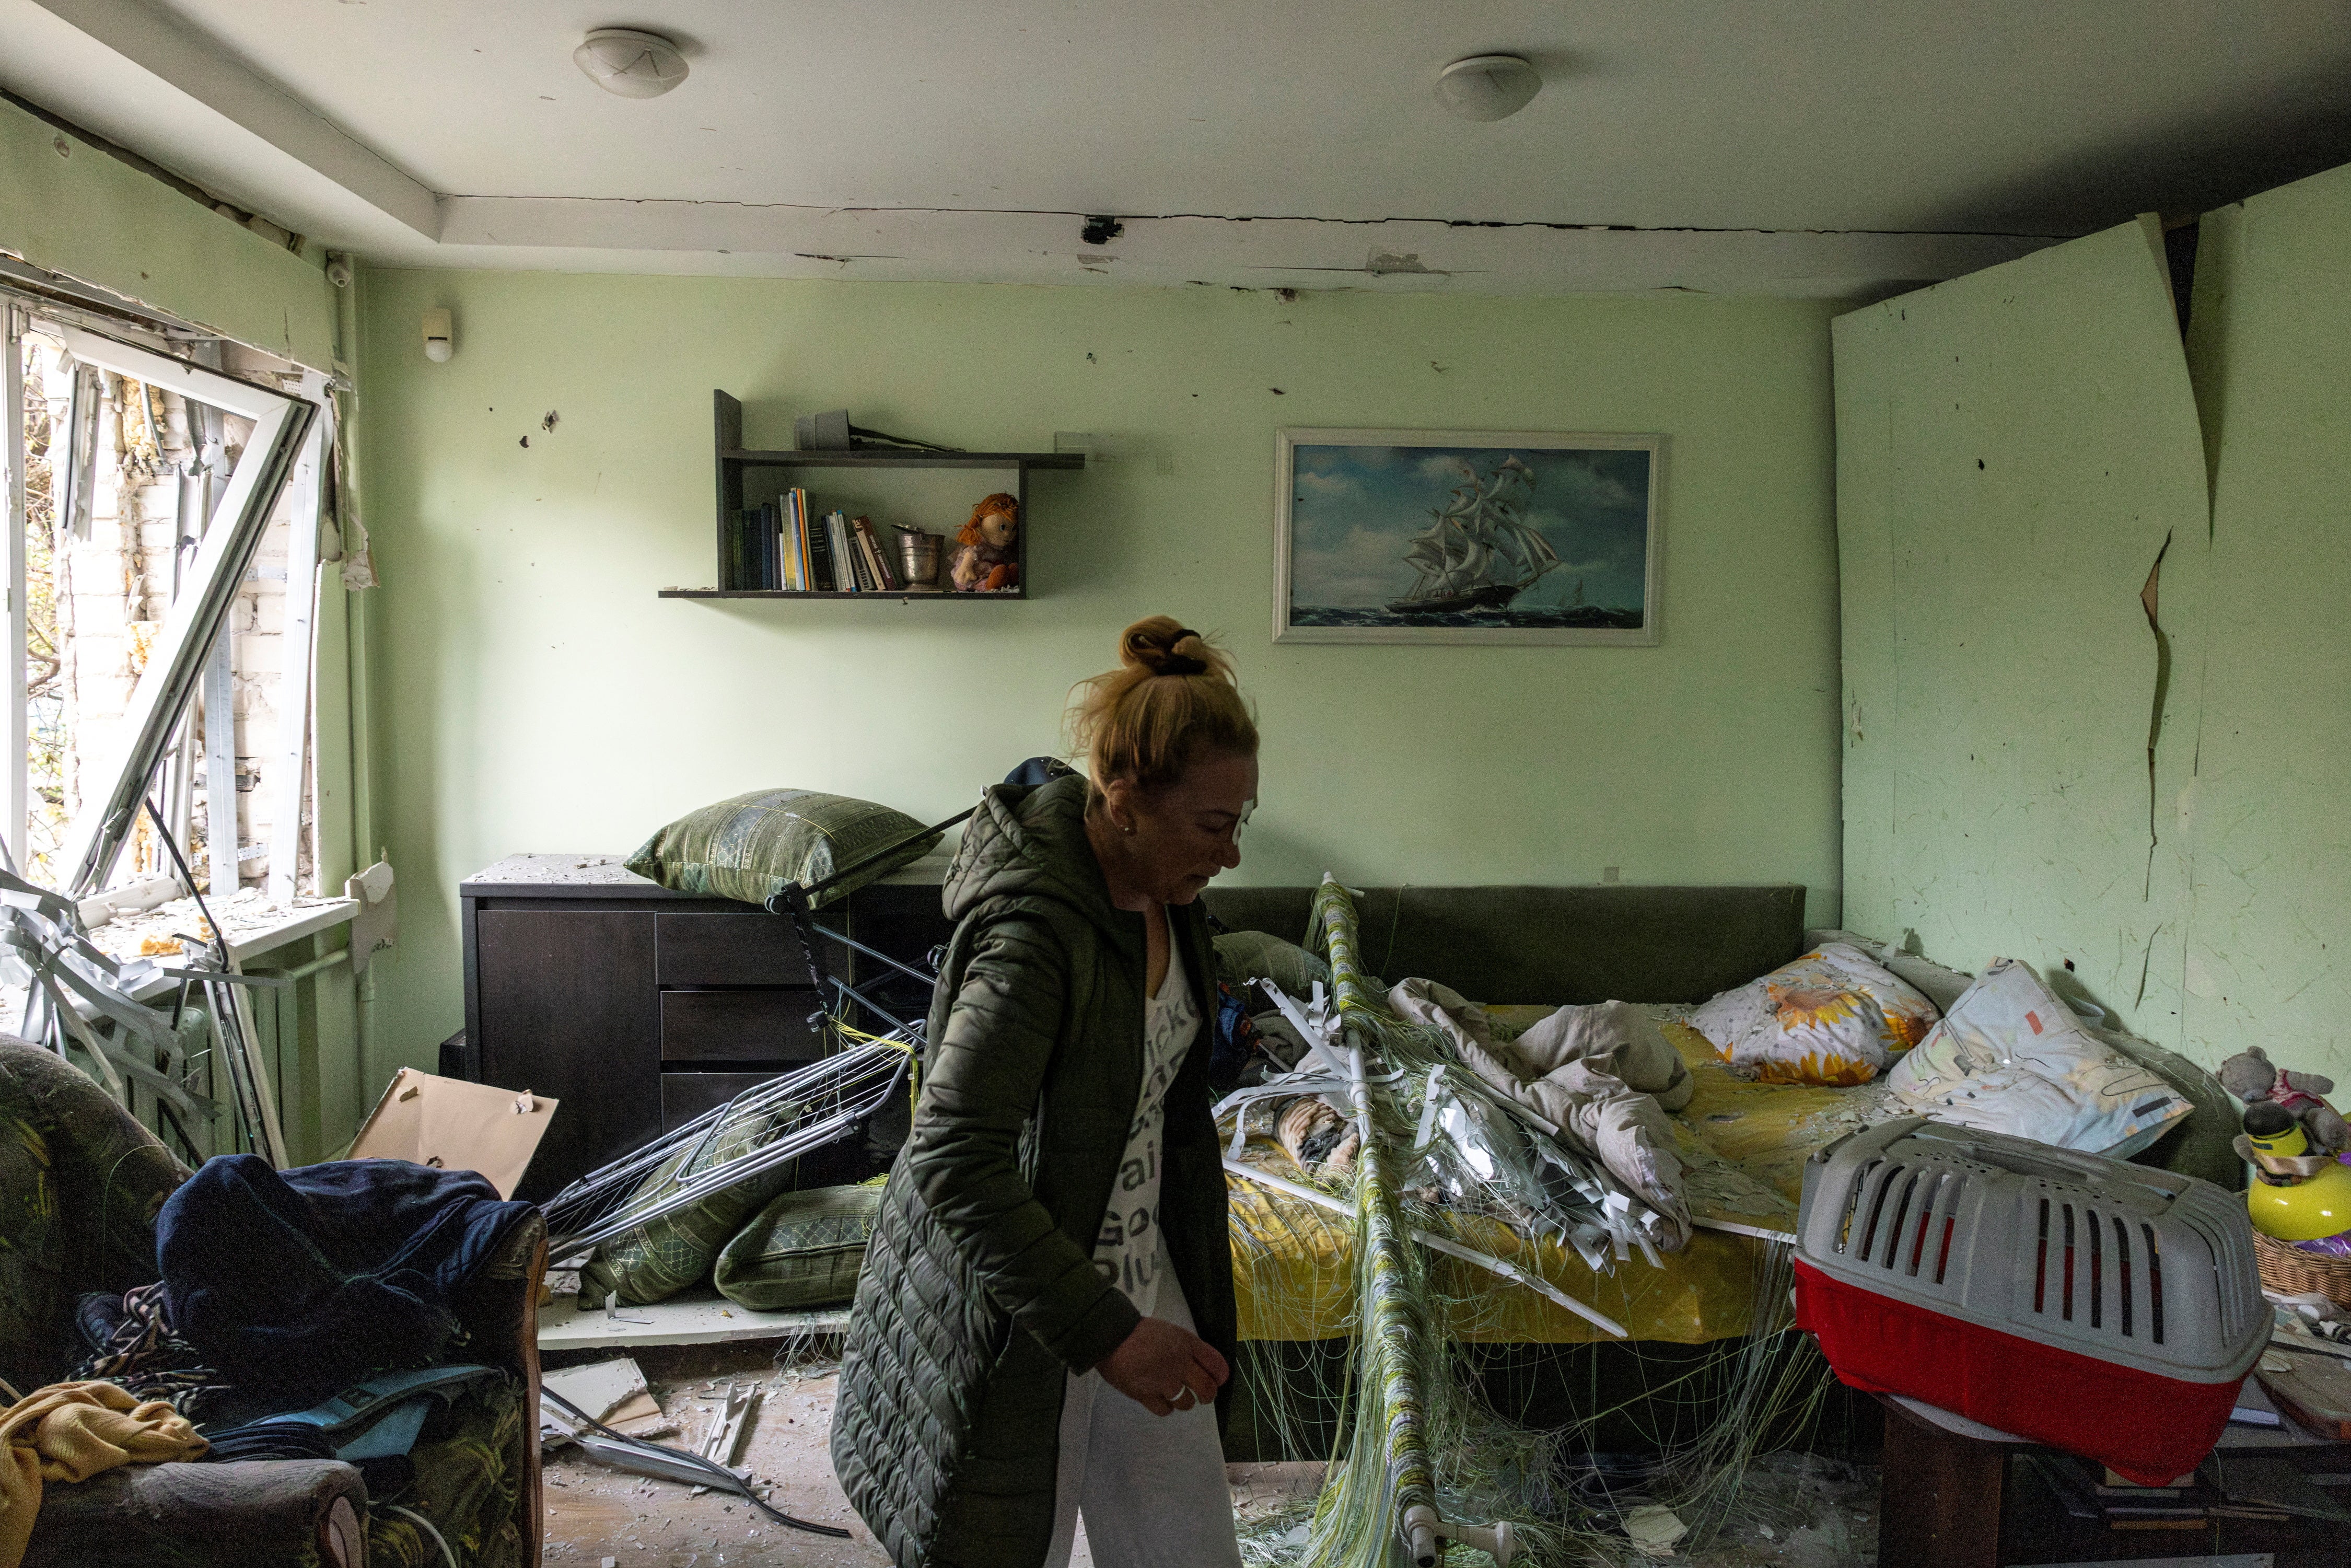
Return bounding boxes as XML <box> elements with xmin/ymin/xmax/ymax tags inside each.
<box><xmin>625</xmin><ymin>788</ymin><xmax>939</xmax><ymax>909</ymax></box>
<box><xmin>714</xmin><ymin>1181</ymin><xmax>886</xmax><ymax>1311</ymax></box>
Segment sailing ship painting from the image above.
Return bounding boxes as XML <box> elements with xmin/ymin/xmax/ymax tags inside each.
<box><xmin>1277</xmin><ymin>430</ymin><xmax>1662</xmax><ymax>645</ymax></box>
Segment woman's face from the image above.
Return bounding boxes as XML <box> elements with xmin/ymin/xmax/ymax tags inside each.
<box><xmin>1108</xmin><ymin>750</ymin><xmax>1258</xmax><ymax>906</ymax></box>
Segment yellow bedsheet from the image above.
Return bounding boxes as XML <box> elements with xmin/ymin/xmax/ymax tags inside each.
<box><xmin>1229</xmin><ymin>1017</ymin><xmax>1894</xmax><ymax>1344</ymax></box>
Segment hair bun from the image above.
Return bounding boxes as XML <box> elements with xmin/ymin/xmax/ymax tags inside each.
<box><xmin>1074</xmin><ymin>616</ymin><xmax>1258</xmax><ymax>792</ymax></box>
<box><xmin>1120</xmin><ymin>619</ymin><xmax>1213</xmax><ymax>677</ymax></box>
<box><xmin>1155</xmin><ymin>628</ymin><xmax>1209</xmax><ymax>676</ymax></box>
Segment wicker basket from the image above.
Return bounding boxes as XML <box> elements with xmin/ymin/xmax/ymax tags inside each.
<box><xmin>2252</xmin><ymin>1228</ymin><xmax>2351</xmax><ymax>1310</ymax></box>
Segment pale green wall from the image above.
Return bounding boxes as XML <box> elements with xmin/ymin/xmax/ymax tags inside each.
<box><xmin>2178</xmin><ymin>164</ymin><xmax>2351</xmax><ymax>1076</ymax></box>
<box><xmin>0</xmin><ymin>96</ymin><xmax>334</xmax><ymax>370</ymax></box>
<box><xmin>1834</xmin><ymin>217</ymin><xmax>2212</xmax><ymax>1049</ymax></box>
<box><xmin>355</xmin><ymin>270</ymin><xmax>1844</xmax><ymax>1067</ymax></box>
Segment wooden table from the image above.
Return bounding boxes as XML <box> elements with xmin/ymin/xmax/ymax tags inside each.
<box><xmin>1874</xmin><ymin>1385</ymin><xmax>2349</xmax><ymax>1568</ymax></box>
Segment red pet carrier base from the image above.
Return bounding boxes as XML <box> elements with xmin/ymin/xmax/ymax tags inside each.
<box><xmin>1794</xmin><ymin>1257</ymin><xmax>2244</xmax><ymax>1486</ymax></box>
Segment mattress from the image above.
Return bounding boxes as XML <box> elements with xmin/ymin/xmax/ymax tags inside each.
<box><xmin>1227</xmin><ymin>1013</ymin><xmax>1901</xmax><ymax>1344</ymax></box>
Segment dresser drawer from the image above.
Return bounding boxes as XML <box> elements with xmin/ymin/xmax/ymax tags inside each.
<box><xmin>659</xmin><ymin>989</ymin><xmax>825</xmax><ymax>1062</ymax></box>
<box><xmin>661</xmin><ymin>1070</ymin><xmax>782</xmax><ymax>1130</ymax></box>
<box><xmin>656</xmin><ymin>912</ymin><xmax>809</xmax><ymax>986</ymax></box>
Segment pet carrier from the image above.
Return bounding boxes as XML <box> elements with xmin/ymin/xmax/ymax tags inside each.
<box><xmin>1794</xmin><ymin>1117</ymin><xmax>2266</xmax><ymax>1484</ymax></box>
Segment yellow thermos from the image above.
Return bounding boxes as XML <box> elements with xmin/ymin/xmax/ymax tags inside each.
<box><xmin>2244</xmin><ymin>1106</ymin><xmax>2351</xmax><ymax>1243</ymax></box>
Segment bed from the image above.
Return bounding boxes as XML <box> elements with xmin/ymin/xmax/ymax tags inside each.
<box><xmin>1202</xmin><ymin>884</ymin><xmax>2237</xmax><ymax>1349</ymax></box>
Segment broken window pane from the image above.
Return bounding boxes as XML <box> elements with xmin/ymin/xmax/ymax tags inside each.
<box><xmin>13</xmin><ymin>321</ymin><xmax>322</xmax><ymax>905</ymax></box>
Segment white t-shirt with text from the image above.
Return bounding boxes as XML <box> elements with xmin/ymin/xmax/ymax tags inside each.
<box><xmin>1090</xmin><ymin>921</ymin><xmax>1201</xmax><ymax>1318</ymax></box>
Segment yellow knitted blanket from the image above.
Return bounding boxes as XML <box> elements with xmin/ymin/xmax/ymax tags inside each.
<box><xmin>0</xmin><ymin>1380</ymin><xmax>207</xmax><ymax>1567</ymax></box>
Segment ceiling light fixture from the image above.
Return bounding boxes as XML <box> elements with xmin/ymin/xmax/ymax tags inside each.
<box><xmin>574</xmin><ymin>28</ymin><xmax>690</xmax><ymax>99</ymax></box>
<box><xmin>1434</xmin><ymin>54</ymin><xmax>1541</xmax><ymax>121</ymax></box>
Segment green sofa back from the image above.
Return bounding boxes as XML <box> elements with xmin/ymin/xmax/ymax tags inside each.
<box><xmin>1200</xmin><ymin>884</ymin><xmax>1808</xmax><ymax>1005</ymax></box>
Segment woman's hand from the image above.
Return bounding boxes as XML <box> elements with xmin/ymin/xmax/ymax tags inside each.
<box><xmin>1096</xmin><ymin>1317</ymin><xmax>1229</xmax><ymax>1416</ymax></box>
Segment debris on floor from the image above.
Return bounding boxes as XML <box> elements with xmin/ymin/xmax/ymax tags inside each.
<box><xmin>540</xmin><ymin>1341</ymin><xmax>876</xmax><ymax>1567</ymax></box>
<box><xmin>538</xmin><ymin>1339</ymin><xmax>1886</xmax><ymax>1567</ymax></box>
<box><xmin>543</xmin><ymin>1356</ymin><xmax>673</xmax><ymax>1444</ymax></box>
<box><xmin>1622</xmin><ymin>1503</ymin><xmax>1689</xmax><ymax>1559</ymax></box>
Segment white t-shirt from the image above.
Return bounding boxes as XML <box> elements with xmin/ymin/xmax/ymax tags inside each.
<box><xmin>1091</xmin><ymin>920</ymin><xmax>1201</xmax><ymax>1318</ymax></box>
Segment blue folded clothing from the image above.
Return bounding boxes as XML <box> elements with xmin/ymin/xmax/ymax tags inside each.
<box><xmin>158</xmin><ymin>1154</ymin><xmax>535</xmax><ymax>1407</ymax></box>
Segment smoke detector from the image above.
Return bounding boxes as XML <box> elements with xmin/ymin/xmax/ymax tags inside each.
<box><xmin>574</xmin><ymin>28</ymin><xmax>689</xmax><ymax>99</ymax></box>
<box><xmin>1434</xmin><ymin>54</ymin><xmax>1541</xmax><ymax>121</ymax></box>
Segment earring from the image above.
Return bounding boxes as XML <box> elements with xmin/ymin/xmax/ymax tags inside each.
<box><xmin>1123</xmin><ymin>823</ymin><xmax>1136</xmax><ymax>835</ymax></box>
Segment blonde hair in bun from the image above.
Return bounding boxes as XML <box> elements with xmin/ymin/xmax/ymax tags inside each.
<box><xmin>1069</xmin><ymin>615</ymin><xmax>1258</xmax><ymax>795</ymax></box>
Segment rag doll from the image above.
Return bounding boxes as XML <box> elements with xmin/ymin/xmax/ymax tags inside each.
<box><xmin>950</xmin><ymin>493</ymin><xmax>1019</xmax><ymax>592</ymax></box>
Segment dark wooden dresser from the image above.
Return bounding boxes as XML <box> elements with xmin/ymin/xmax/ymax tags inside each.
<box><xmin>458</xmin><ymin>855</ymin><xmax>950</xmax><ymax>1201</ymax></box>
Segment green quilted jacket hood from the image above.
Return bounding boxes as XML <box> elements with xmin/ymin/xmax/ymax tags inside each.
<box><xmin>830</xmin><ymin>772</ymin><xmax>1238</xmax><ymax>1567</ymax></box>
<box><xmin>939</xmin><ymin>775</ymin><xmax>1119</xmax><ymax>935</ymax></box>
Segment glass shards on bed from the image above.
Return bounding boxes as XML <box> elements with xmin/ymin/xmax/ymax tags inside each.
<box><xmin>1224</xmin><ymin>1011</ymin><xmax>1901</xmax><ymax>1344</ymax></box>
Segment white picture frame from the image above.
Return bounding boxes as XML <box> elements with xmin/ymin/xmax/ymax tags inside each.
<box><xmin>1272</xmin><ymin>427</ymin><xmax>1665</xmax><ymax>646</ymax></box>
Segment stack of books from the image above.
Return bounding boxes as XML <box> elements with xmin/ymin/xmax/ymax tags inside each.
<box><xmin>2024</xmin><ymin>1453</ymin><xmax>2322</xmax><ymax>1530</ymax></box>
<box><xmin>724</xmin><ymin>491</ymin><xmax>904</xmax><ymax>593</ymax></box>
<box><xmin>2026</xmin><ymin>1455</ymin><xmax>2217</xmax><ymax>1529</ymax></box>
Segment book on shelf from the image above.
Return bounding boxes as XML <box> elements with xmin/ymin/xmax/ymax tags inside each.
<box><xmin>826</xmin><ymin>511</ymin><xmax>862</xmax><ymax>591</ymax></box>
<box><xmin>726</xmin><ymin>506</ymin><xmax>760</xmax><ymax>590</ymax></box>
<box><xmin>805</xmin><ymin>501</ymin><xmax>839</xmax><ymax>591</ymax></box>
<box><xmin>847</xmin><ymin>516</ymin><xmax>877</xmax><ymax>591</ymax></box>
<box><xmin>782</xmin><ymin>488</ymin><xmax>808</xmax><ymax>591</ymax></box>
<box><xmin>795</xmin><ymin>488</ymin><xmax>812</xmax><ymax>590</ymax></box>
<box><xmin>852</xmin><ymin>514</ymin><xmax>898</xmax><ymax>591</ymax></box>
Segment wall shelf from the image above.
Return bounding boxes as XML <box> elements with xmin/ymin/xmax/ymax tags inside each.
<box><xmin>657</xmin><ymin>588</ymin><xmax>1025</xmax><ymax>600</ymax></box>
<box><xmin>666</xmin><ymin>391</ymin><xmax>1081</xmax><ymax>600</ymax></box>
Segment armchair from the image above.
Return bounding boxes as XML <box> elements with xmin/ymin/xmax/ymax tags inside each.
<box><xmin>0</xmin><ymin>1037</ymin><xmax>543</xmax><ymax>1567</ymax></box>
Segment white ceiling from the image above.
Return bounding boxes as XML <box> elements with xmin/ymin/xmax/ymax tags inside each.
<box><xmin>8</xmin><ymin>0</ymin><xmax>2351</xmax><ymax>295</ymax></box>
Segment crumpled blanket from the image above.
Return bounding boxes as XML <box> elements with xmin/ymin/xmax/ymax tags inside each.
<box><xmin>0</xmin><ymin>1380</ymin><xmax>207</xmax><ymax>1567</ymax></box>
<box><xmin>158</xmin><ymin>1154</ymin><xmax>537</xmax><ymax>1410</ymax></box>
<box><xmin>1388</xmin><ymin>980</ymin><xmax>1695</xmax><ymax>1249</ymax></box>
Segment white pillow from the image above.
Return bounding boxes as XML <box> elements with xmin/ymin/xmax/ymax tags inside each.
<box><xmin>1886</xmin><ymin>957</ymin><xmax>2192</xmax><ymax>1156</ymax></box>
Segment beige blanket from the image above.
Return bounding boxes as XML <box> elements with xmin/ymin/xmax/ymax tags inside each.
<box><xmin>1389</xmin><ymin>980</ymin><xmax>1695</xmax><ymax>1249</ymax></box>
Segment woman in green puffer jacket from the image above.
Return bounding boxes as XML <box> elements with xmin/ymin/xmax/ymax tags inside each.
<box><xmin>832</xmin><ymin>617</ymin><xmax>1259</xmax><ymax>1568</ymax></box>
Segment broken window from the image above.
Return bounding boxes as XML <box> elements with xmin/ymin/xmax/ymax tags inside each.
<box><xmin>5</xmin><ymin>305</ymin><xmax>326</xmax><ymax>910</ymax></box>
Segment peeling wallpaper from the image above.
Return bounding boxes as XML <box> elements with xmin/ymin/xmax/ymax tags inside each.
<box><xmin>355</xmin><ymin>272</ymin><xmax>1844</xmax><ymax>1068</ymax></box>
<box><xmin>1840</xmin><ymin>178</ymin><xmax>2351</xmax><ymax>1084</ymax></box>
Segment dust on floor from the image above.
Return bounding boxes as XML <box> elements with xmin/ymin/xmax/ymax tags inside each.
<box><xmin>540</xmin><ymin>1342</ymin><xmax>1878</xmax><ymax>1567</ymax></box>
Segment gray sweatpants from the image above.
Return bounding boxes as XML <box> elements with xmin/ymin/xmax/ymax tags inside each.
<box><xmin>1043</xmin><ymin>1240</ymin><xmax>1244</xmax><ymax>1568</ymax></box>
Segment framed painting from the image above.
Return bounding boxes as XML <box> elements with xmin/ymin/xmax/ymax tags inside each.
<box><xmin>1273</xmin><ymin>428</ymin><xmax>1665</xmax><ymax>645</ymax></box>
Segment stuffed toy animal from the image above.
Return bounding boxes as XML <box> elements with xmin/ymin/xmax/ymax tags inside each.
<box><xmin>2220</xmin><ymin>1044</ymin><xmax>2351</xmax><ymax>1156</ymax></box>
<box><xmin>950</xmin><ymin>493</ymin><xmax>1019</xmax><ymax>592</ymax></box>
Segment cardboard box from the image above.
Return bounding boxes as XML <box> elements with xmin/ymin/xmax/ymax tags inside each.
<box><xmin>349</xmin><ymin>1067</ymin><xmax>558</xmax><ymax>1198</ymax></box>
